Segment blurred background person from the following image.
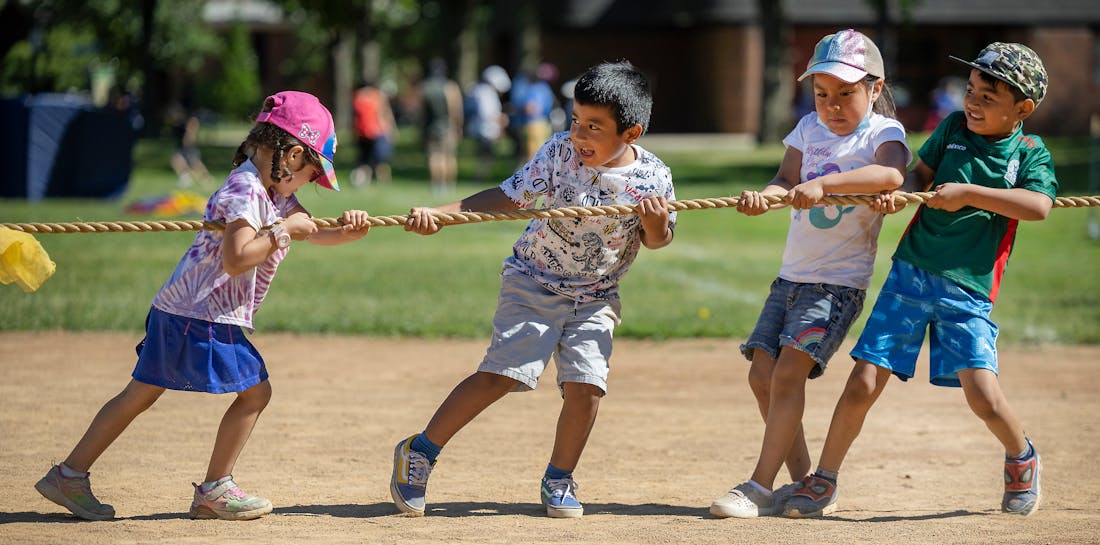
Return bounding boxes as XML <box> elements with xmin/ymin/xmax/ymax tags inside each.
<box><xmin>506</xmin><ymin>70</ymin><xmax>532</xmax><ymax>166</ymax></box>
<box><xmin>465</xmin><ymin>65</ymin><xmax>511</xmax><ymax>183</ymax></box>
<box><xmin>521</xmin><ymin>62</ymin><xmax>558</xmax><ymax>161</ymax></box>
<box><xmin>167</xmin><ymin>99</ymin><xmax>211</xmax><ymax>188</ymax></box>
<box><xmin>351</xmin><ymin>79</ymin><xmax>397</xmax><ymax>187</ymax></box>
<box><xmin>558</xmin><ymin>78</ymin><xmax>577</xmax><ymax>133</ymax></box>
<box><xmin>420</xmin><ymin>57</ymin><xmax>464</xmax><ymax>195</ymax></box>
<box><xmin>922</xmin><ymin>76</ymin><xmax>965</xmax><ymax>132</ymax></box>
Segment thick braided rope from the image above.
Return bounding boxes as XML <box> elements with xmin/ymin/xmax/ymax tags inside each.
<box><xmin>4</xmin><ymin>192</ymin><xmax>1100</xmax><ymax>234</ymax></box>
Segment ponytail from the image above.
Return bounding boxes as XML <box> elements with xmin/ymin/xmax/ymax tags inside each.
<box><xmin>865</xmin><ymin>75</ymin><xmax>897</xmax><ymax>118</ymax></box>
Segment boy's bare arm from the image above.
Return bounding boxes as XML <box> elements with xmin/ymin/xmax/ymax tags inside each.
<box><xmin>926</xmin><ymin>183</ymin><xmax>1052</xmax><ymax>220</ymax></box>
<box><xmin>405</xmin><ymin>187</ymin><xmax>519</xmax><ymax>235</ymax></box>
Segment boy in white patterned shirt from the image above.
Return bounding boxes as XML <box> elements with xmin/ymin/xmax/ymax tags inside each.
<box><xmin>391</xmin><ymin>61</ymin><xmax>675</xmax><ymax>518</ymax></box>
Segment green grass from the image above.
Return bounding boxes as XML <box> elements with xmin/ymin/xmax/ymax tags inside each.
<box><xmin>2</xmin><ymin>132</ymin><xmax>1098</xmax><ymax>343</ymax></box>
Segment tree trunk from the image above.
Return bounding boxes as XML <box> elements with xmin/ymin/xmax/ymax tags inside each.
<box><xmin>873</xmin><ymin>0</ymin><xmax>897</xmax><ymax>79</ymax></box>
<box><xmin>758</xmin><ymin>0</ymin><xmax>793</xmax><ymax>143</ymax></box>
<box><xmin>332</xmin><ymin>30</ymin><xmax>354</xmax><ymax>134</ymax></box>
<box><xmin>140</xmin><ymin>0</ymin><xmax>162</xmax><ymax>136</ymax></box>
<box><xmin>455</xmin><ymin>0</ymin><xmax>480</xmax><ymax>89</ymax></box>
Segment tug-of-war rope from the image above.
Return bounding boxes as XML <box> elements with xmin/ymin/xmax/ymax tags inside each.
<box><xmin>4</xmin><ymin>192</ymin><xmax>1100</xmax><ymax>234</ymax></box>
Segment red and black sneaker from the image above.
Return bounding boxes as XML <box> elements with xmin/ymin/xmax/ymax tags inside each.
<box><xmin>1002</xmin><ymin>438</ymin><xmax>1041</xmax><ymax>516</ymax></box>
<box><xmin>783</xmin><ymin>474</ymin><xmax>838</xmax><ymax>518</ymax></box>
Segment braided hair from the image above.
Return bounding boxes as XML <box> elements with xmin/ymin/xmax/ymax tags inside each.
<box><xmin>232</xmin><ymin>122</ymin><xmax>322</xmax><ymax>184</ymax></box>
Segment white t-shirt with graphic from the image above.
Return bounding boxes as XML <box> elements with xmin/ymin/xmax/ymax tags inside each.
<box><xmin>152</xmin><ymin>160</ymin><xmax>299</xmax><ymax>329</ymax></box>
<box><xmin>779</xmin><ymin>112</ymin><xmax>910</xmax><ymax>289</ymax></box>
<box><xmin>500</xmin><ymin>131</ymin><xmax>676</xmax><ymax>302</ymax></box>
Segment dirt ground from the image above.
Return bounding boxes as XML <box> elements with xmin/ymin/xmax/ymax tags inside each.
<box><xmin>1</xmin><ymin>332</ymin><xmax>1098</xmax><ymax>545</ymax></box>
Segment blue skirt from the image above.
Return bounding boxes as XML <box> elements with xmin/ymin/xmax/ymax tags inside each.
<box><xmin>132</xmin><ymin>307</ymin><xmax>268</xmax><ymax>393</ymax></box>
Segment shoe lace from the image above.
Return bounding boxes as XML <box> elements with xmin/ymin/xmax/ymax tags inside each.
<box><xmin>545</xmin><ymin>477</ymin><xmax>578</xmax><ymax>499</ymax></box>
<box><xmin>224</xmin><ymin>484</ymin><xmax>249</xmax><ymax>500</ymax></box>
<box><xmin>406</xmin><ymin>452</ymin><xmax>432</xmax><ymax>487</ymax></box>
<box><xmin>68</xmin><ymin>476</ymin><xmax>94</xmax><ymax>496</ymax></box>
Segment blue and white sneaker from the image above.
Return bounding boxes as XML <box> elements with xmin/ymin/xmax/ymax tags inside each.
<box><xmin>390</xmin><ymin>435</ymin><xmax>433</xmax><ymax>516</ymax></box>
<box><xmin>1002</xmin><ymin>438</ymin><xmax>1041</xmax><ymax>516</ymax></box>
<box><xmin>541</xmin><ymin>476</ymin><xmax>583</xmax><ymax>518</ymax></box>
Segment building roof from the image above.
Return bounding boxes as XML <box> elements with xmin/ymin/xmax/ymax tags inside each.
<box><xmin>548</xmin><ymin>0</ymin><xmax>1100</xmax><ymax>27</ymax></box>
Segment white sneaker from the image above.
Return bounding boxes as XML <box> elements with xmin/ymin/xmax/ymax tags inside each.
<box><xmin>710</xmin><ymin>481</ymin><xmax>780</xmax><ymax>518</ymax></box>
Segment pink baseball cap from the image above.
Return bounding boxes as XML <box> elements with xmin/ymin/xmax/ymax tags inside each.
<box><xmin>255</xmin><ymin>91</ymin><xmax>339</xmax><ymax>191</ymax></box>
<box><xmin>798</xmin><ymin>29</ymin><xmax>885</xmax><ymax>84</ymax></box>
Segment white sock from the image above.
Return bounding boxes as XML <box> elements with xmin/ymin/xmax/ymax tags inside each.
<box><xmin>59</xmin><ymin>462</ymin><xmax>88</xmax><ymax>478</ymax></box>
<box><xmin>747</xmin><ymin>479</ymin><xmax>773</xmax><ymax>496</ymax></box>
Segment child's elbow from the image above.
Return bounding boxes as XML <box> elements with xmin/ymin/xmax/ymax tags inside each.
<box><xmin>223</xmin><ymin>263</ymin><xmax>247</xmax><ymax>277</ymax></box>
<box><xmin>1022</xmin><ymin>192</ymin><xmax>1054</xmax><ymax>221</ymax></box>
<box><xmin>222</xmin><ymin>256</ymin><xmax>250</xmax><ymax>276</ymax></box>
<box><xmin>884</xmin><ymin>168</ymin><xmax>905</xmax><ymax>191</ymax></box>
<box><xmin>1027</xmin><ymin>205</ymin><xmax>1051</xmax><ymax>221</ymax></box>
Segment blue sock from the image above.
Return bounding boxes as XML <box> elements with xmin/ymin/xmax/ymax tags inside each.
<box><xmin>544</xmin><ymin>463</ymin><xmax>571</xmax><ymax>480</ymax></box>
<box><xmin>410</xmin><ymin>433</ymin><xmax>442</xmax><ymax>465</ymax></box>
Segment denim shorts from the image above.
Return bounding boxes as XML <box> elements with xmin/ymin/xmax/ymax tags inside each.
<box><xmin>479</xmin><ymin>272</ymin><xmax>621</xmax><ymax>395</ymax></box>
<box><xmin>740</xmin><ymin>277</ymin><xmax>866</xmax><ymax>379</ymax></box>
<box><xmin>851</xmin><ymin>259</ymin><xmax>999</xmax><ymax>387</ymax></box>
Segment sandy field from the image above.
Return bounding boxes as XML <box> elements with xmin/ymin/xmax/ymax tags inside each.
<box><xmin>1</xmin><ymin>332</ymin><xmax>1098</xmax><ymax>544</ymax></box>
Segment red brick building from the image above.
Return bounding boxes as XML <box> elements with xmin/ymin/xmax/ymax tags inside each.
<box><xmin>534</xmin><ymin>0</ymin><xmax>1100</xmax><ymax>136</ymax></box>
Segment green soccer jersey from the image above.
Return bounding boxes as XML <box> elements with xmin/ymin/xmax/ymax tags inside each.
<box><xmin>893</xmin><ymin>111</ymin><xmax>1057</xmax><ymax>302</ymax></box>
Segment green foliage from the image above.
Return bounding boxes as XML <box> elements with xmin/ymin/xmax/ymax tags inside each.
<box><xmin>0</xmin><ymin>0</ymin><xmax>217</xmax><ymax>96</ymax></box>
<box><xmin>0</xmin><ymin>133</ymin><xmax>1097</xmax><ymax>344</ymax></box>
<box><xmin>201</xmin><ymin>22</ymin><xmax>262</xmax><ymax>121</ymax></box>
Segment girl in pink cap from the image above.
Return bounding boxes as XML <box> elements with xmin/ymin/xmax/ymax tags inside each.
<box><xmin>709</xmin><ymin>29</ymin><xmax>912</xmax><ymax>519</ymax></box>
<box><xmin>35</xmin><ymin>91</ymin><xmax>371</xmax><ymax>521</ymax></box>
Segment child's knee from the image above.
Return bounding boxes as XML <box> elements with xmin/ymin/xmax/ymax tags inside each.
<box><xmin>839</xmin><ymin>374</ymin><xmax>879</xmax><ymax>407</ymax></box>
<box><xmin>239</xmin><ymin>380</ymin><xmax>272</xmax><ymax>408</ymax></box>
<box><xmin>561</xmin><ymin>381</ymin><xmax>604</xmax><ymax>403</ymax></box>
<box><xmin>117</xmin><ymin>381</ymin><xmax>164</xmax><ymax>412</ymax></box>
<box><xmin>963</xmin><ymin>387</ymin><xmax>1005</xmax><ymax>421</ymax></box>
<box><xmin>747</xmin><ymin>365</ymin><xmax>771</xmax><ymax>401</ymax></box>
<box><xmin>473</xmin><ymin>371</ymin><xmax>522</xmax><ymax>392</ymax></box>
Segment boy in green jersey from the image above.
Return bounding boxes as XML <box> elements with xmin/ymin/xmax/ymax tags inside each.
<box><xmin>784</xmin><ymin>42</ymin><xmax>1056</xmax><ymax>518</ymax></box>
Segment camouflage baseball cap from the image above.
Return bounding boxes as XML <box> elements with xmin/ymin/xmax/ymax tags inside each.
<box><xmin>949</xmin><ymin>42</ymin><xmax>1047</xmax><ymax>105</ymax></box>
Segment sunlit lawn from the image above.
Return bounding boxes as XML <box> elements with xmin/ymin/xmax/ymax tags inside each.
<box><xmin>1</xmin><ymin>129</ymin><xmax>1097</xmax><ymax>343</ymax></box>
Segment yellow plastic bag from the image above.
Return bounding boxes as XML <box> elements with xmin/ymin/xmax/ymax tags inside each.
<box><xmin>0</xmin><ymin>227</ymin><xmax>56</xmax><ymax>292</ymax></box>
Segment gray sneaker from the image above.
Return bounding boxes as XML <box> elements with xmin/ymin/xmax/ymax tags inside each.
<box><xmin>34</xmin><ymin>465</ymin><xmax>115</xmax><ymax>521</ymax></box>
<box><xmin>710</xmin><ymin>481</ymin><xmax>782</xmax><ymax>518</ymax></box>
<box><xmin>1002</xmin><ymin>439</ymin><xmax>1041</xmax><ymax>516</ymax></box>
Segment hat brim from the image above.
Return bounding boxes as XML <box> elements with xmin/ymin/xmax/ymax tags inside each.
<box><xmin>798</xmin><ymin>62</ymin><xmax>868</xmax><ymax>84</ymax></box>
<box><xmin>315</xmin><ymin>156</ymin><xmax>339</xmax><ymax>191</ymax></box>
<box><xmin>948</xmin><ymin>55</ymin><xmax>1020</xmax><ymax>90</ymax></box>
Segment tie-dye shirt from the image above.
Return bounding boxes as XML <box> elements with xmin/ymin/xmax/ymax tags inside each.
<box><xmin>500</xmin><ymin>131</ymin><xmax>676</xmax><ymax>302</ymax></box>
<box><xmin>152</xmin><ymin>160</ymin><xmax>300</xmax><ymax>329</ymax></box>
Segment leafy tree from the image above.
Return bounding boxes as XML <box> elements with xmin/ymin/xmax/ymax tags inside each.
<box><xmin>0</xmin><ymin>0</ymin><xmax>218</xmax><ymax>131</ymax></box>
<box><xmin>203</xmin><ymin>22</ymin><xmax>262</xmax><ymax>121</ymax></box>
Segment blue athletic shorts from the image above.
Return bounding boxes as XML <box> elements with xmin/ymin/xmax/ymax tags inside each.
<box><xmin>132</xmin><ymin>307</ymin><xmax>269</xmax><ymax>393</ymax></box>
<box><xmin>740</xmin><ymin>277</ymin><xmax>866</xmax><ymax>379</ymax></box>
<box><xmin>479</xmin><ymin>272</ymin><xmax>621</xmax><ymax>395</ymax></box>
<box><xmin>850</xmin><ymin>259</ymin><xmax>999</xmax><ymax>387</ymax></box>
